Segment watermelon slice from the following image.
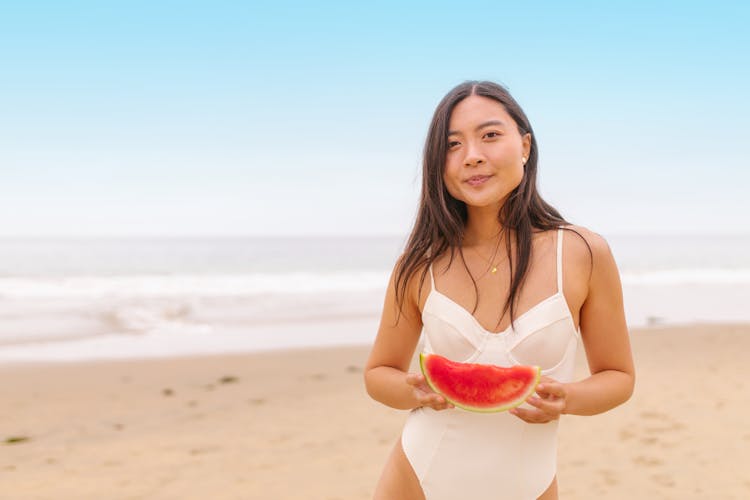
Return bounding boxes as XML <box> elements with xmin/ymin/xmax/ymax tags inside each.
<box><xmin>419</xmin><ymin>353</ymin><xmax>541</xmax><ymax>413</ymax></box>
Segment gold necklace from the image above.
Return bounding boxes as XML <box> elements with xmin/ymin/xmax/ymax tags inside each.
<box><xmin>467</xmin><ymin>230</ymin><xmax>507</xmax><ymax>277</ymax></box>
<box><xmin>471</xmin><ymin>246</ymin><xmax>506</xmax><ymax>274</ymax></box>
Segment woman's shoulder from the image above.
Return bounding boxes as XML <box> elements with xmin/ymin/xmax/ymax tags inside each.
<box><xmin>557</xmin><ymin>224</ymin><xmax>619</xmax><ymax>287</ymax></box>
<box><xmin>390</xmin><ymin>251</ymin><xmax>433</xmax><ymax>304</ymax></box>
<box><xmin>560</xmin><ymin>224</ymin><xmax>613</xmax><ymax>257</ymax></box>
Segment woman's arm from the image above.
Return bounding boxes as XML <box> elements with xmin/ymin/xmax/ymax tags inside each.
<box><xmin>563</xmin><ymin>230</ymin><xmax>635</xmax><ymax>415</ymax></box>
<box><xmin>512</xmin><ymin>228</ymin><xmax>635</xmax><ymax>422</ymax></box>
<box><xmin>364</xmin><ymin>259</ymin><xmax>453</xmax><ymax>411</ymax></box>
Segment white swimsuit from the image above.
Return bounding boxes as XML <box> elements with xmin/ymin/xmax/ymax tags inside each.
<box><xmin>402</xmin><ymin>228</ymin><xmax>580</xmax><ymax>500</ymax></box>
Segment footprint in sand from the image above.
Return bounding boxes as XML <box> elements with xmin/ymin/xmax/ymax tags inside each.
<box><xmin>650</xmin><ymin>473</ymin><xmax>675</xmax><ymax>487</ymax></box>
<box><xmin>639</xmin><ymin>411</ymin><xmax>667</xmax><ymax>420</ymax></box>
<box><xmin>619</xmin><ymin>428</ymin><xmax>635</xmax><ymax>441</ymax></box>
<box><xmin>640</xmin><ymin>436</ymin><xmax>659</xmax><ymax>446</ymax></box>
<box><xmin>644</xmin><ymin>424</ymin><xmax>685</xmax><ymax>433</ymax></box>
<box><xmin>639</xmin><ymin>434</ymin><xmax>678</xmax><ymax>449</ymax></box>
<box><xmin>637</xmin><ymin>411</ymin><xmax>686</xmax><ymax>450</ymax></box>
<box><xmin>189</xmin><ymin>446</ymin><xmax>222</xmax><ymax>455</ymax></box>
<box><xmin>596</xmin><ymin>469</ymin><xmax>618</xmax><ymax>486</ymax></box>
<box><xmin>621</xmin><ymin>411</ymin><xmax>683</xmax><ymax>450</ymax></box>
<box><xmin>640</xmin><ymin>411</ymin><xmax>686</xmax><ymax>431</ymax></box>
<box><xmin>633</xmin><ymin>455</ymin><xmax>664</xmax><ymax>466</ymax></box>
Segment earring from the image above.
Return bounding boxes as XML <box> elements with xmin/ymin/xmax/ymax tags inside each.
<box><xmin>522</xmin><ymin>157</ymin><xmax>527</xmax><ymax>164</ymax></box>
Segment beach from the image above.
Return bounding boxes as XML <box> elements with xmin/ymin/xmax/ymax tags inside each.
<box><xmin>2</xmin><ymin>323</ymin><xmax>749</xmax><ymax>499</ymax></box>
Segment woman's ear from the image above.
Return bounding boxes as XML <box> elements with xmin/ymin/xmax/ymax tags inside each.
<box><xmin>522</xmin><ymin>133</ymin><xmax>532</xmax><ymax>161</ymax></box>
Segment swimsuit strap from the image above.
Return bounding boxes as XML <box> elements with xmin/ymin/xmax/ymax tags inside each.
<box><xmin>428</xmin><ymin>261</ymin><xmax>435</xmax><ymax>292</ymax></box>
<box><xmin>557</xmin><ymin>227</ymin><xmax>564</xmax><ymax>294</ymax></box>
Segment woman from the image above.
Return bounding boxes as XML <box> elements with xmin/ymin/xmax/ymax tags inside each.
<box><xmin>364</xmin><ymin>81</ymin><xmax>635</xmax><ymax>500</ymax></box>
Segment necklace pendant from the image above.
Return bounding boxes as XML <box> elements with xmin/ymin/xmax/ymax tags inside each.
<box><xmin>491</xmin><ymin>267</ymin><xmax>497</xmax><ymax>274</ymax></box>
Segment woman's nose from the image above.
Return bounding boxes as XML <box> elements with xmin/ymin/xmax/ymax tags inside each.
<box><xmin>463</xmin><ymin>144</ymin><xmax>485</xmax><ymax>167</ymax></box>
<box><xmin>464</xmin><ymin>156</ymin><xmax>484</xmax><ymax>167</ymax></box>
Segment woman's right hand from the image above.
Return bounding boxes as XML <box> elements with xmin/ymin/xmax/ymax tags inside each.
<box><xmin>405</xmin><ymin>372</ymin><xmax>454</xmax><ymax>411</ymax></box>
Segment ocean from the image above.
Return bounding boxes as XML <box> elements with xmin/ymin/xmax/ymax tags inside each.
<box><xmin>0</xmin><ymin>233</ymin><xmax>748</xmax><ymax>362</ymax></box>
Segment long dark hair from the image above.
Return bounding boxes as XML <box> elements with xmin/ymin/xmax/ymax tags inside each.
<box><xmin>394</xmin><ymin>80</ymin><xmax>584</xmax><ymax>331</ymax></box>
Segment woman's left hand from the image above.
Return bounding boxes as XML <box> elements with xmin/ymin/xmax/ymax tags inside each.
<box><xmin>509</xmin><ymin>376</ymin><xmax>568</xmax><ymax>423</ymax></box>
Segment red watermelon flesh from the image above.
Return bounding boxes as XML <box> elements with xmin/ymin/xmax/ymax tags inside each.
<box><xmin>419</xmin><ymin>353</ymin><xmax>541</xmax><ymax>413</ymax></box>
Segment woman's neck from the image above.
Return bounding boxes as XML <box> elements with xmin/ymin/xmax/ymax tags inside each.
<box><xmin>462</xmin><ymin>210</ymin><xmax>509</xmax><ymax>249</ymax></box>
<box><xmin>463</xmin><ymin>205</ymin><xmax>508</xmax><ymax>247</ymax></box>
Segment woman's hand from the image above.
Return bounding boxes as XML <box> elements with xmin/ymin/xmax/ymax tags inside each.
<box><xmin>405</xmin><ymin>373</ymin><xmax>454</xmax><ymax>411</ymax></box>
<box><xmin>509</xmin><ymin>376</ymin><xmax>568</xmax><ymax>423</ymax></box>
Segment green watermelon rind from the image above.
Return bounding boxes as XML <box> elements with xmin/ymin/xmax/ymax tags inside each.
<box><xmin>419</xmin><ymin>352</ymin><xmax>541</xmax><ymax>413</ymax></box>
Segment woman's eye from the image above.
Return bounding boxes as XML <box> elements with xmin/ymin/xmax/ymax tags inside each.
<box><xmin>485</xmin><ymin>131</ymin><xmax>501</xmax><ymax>139</ymax></box>
<box><xmin>447</xmin><ymin>141</ymin><xmax>460</xmax><ymax>149</ymax></box>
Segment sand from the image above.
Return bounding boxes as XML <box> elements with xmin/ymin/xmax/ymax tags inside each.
<box><xmin>2</xmin><ymin>324</ymin><xmax>749</xmax><ymax>499</ymax></box>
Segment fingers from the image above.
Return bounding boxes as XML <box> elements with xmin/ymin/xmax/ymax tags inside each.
<box><xmin>421</xmin><ymin>394</ymin><xmax>454</xmax><ymax>411</ymax></box>
<box><xmin>536</xmin><ymin>381</ymin><xmax>566</xmax><ymax>399</ymax></box>
<box><xmin>406</xmin><ymin>373</ymin><xmax>454</xmax><ymax>410</ymax></box>
<box><xmin>508</xmin><ymin>377</ymin><xmax>566</xmax><ymax>423</ymax></box>
<box><xmin>416</xmin><ymin>389</ymin><xmax>454</xmax><ymax>410</ymax></box>
<box><xmin>509</xmin><ymin>405</ymin><xmax>557</xmax><ymax>423</ymax></box>
<box><xmin>527</xmin><ymin>395</ymin><xmax>565</xmax><ymax>414</ymax></box>
<box><xmin>509</xmin><ymin>393</ymin><xmax>565</xmax><ymax>423</ymax></box>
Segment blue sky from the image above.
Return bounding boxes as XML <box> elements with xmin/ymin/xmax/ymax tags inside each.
<box><xmin>1</xmin><ymin>1</ymin><xmax>748</xmax><ymax>236</ymax></box>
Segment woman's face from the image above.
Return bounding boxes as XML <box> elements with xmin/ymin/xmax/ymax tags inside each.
<box><xmin>443</xmin><ymin>95</ymin><xmax>531</xmax><ymax>210</ymax></box>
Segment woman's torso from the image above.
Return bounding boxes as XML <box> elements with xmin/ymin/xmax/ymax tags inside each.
<box><xmin>401</xmin><ymin>227</ymin><xmax>586</xmax><ymax>500</ymax></box>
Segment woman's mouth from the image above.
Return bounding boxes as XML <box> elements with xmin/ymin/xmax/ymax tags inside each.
<box><xmin>465</xmin><ymin>175</ymin><xmax>492</xmax><ymax>186</ymax></box>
